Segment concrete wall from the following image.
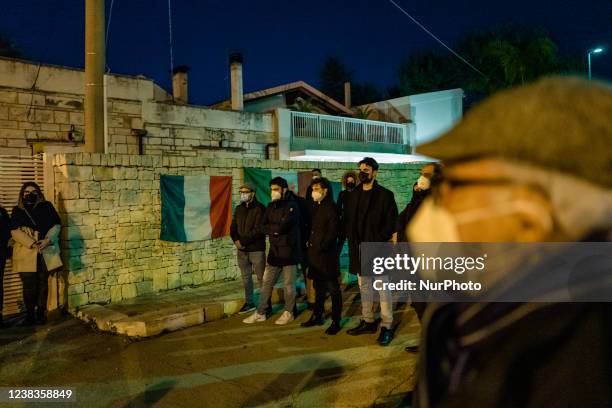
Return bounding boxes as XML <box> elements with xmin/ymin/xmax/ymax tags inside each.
<box><xmin>52</xmin><ymin>153</ymin><xmax>423</xmax><ymax>309</ymax></box>
<box><xmin>359</xmin><ymin>89</ymin><xmax>464</xmax><ymax>145</ymax></box>
<box><xmin>0</xmin><ymin>57</ymin><xmax>275</xmax><ymax>159</ymax></box>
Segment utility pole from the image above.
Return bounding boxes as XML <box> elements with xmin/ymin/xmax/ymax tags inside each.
<box><xmin>84</xmin><ymin>0</ymin><xmax>106</xmax><ymax>153</ymax></box>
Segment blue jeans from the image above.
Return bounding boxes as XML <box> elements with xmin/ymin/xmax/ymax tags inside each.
<box><xmin>257</xmin><ymin>264</ymin><xmax>297</xmax><ymax>314</ymax></box>
<box><xmin>237</xmin><ymin>250</ymin><xmax>265</xmax><ymax>304</ymax></box>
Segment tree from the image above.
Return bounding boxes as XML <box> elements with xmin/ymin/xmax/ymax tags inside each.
<box><xmin>397</xmin><ymin>52</ymin><xmax>460</xmax><ymax>95</ymax></box>
<box><xmin>351</xmin><ymin>82</ymin><xmax>383</xmax><ymax>106</ymax></box>
<box><xmin>318</xmin><ymin>56</ymin><xmax>352</xmax><ymax>103</ymax></box>
<box><xmin>0</xmin><ymin>33</ymin><xmax>23</xmax><ymax>58</ymax></box>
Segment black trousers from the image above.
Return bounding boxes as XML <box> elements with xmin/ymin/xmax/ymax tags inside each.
<box><xmin>19</xmin><ymin>255</ymin><xmax>49</xmax><ymax>315</ymax></box>
<box><xmin>0</xmin><ymin>251</ymin><xmax>6</xmax><ymax>313</ymax></box>
<box><xmin>313</xmin><ymin>278</ymin><xmax>342</xmax><ymax>323</ymax></box>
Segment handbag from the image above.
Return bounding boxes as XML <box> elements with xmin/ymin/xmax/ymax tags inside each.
<box><xmin>24</xmin><ymin>208</ymin><xmax>63</xmax><ymax>272</ymax></box>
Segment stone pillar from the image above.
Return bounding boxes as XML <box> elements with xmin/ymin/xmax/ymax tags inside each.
<box><xmin>84</xmin><ymin>0</ymin><xmax>106</xmax><ymax>153</ymax></box>
<box><xmin>172</xmin><ymin>65</ymin><xmax>190</xmax><ymax>104</ymax></box>
<box><xmin>230</xmin><ymin>53</ymin><xmax>244</xmax><ymax>111</ymax></box>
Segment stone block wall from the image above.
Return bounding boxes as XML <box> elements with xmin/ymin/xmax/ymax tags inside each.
<box><xmin>53</xmin><ymin>153</ymin><xmax>423</xmax><ymax>309</ymax></box>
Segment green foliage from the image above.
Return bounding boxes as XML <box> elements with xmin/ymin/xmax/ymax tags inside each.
<box><xmin>318</xmin><ymin>56</ymin><xmax>352</xmax><ymax>103</ymax></box>
<box><xmin>352</xmin><ymin>105</ymin><xmax>374</xmax><ymax>119</ymax></box>
<box><xmin>290</xmin><ymin>97</ymin><xmax>318</xmax><ymax>113</ymax></box>
<box><xmin>396</xmin><ymin>24</ymin><xmax>581</xmax><ymax>103</ymax></box>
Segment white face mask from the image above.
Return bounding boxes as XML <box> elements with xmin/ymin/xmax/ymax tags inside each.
<box><xmin>311</xmin><ymin>190</ymin><xmax>324</xmax><ymax>202</ymax></box>
<box><xmin>408</xmin><ymin>197</ymin><xmax>554</xmax><ymax>243</ymax></box>
<box><xmin>240</xmin><ymin>192</ymin><xmax>252</xmax><ymax>203</ymax></box>
<box><xmin>417</xmin><ymin>175</ymin><xmax>431</xmax><ymax>190</ymax></box>
<box><xmin>271</xmin><ymin>190</ymin><xmax>282</xmax><ymax>201</ymax></box>
<box><xmin>408</xmin><ymin>198</ymin><xmax>461</xmax><ymax>243</ymax></box>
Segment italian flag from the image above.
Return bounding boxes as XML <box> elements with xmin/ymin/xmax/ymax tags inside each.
<box><xmin>160</xmin><ymin>175</ymin><xmax>233</xmax><ymax>242</ymax></box>
<box><xmin>244</xmin><ymin>167</ymin><xmax>341</xmax><ymax>206</ymax></box>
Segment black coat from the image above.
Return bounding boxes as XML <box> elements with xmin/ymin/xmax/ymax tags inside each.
<box><xmin>396</xmin><ymin>186</ymin><xmax>430</xmax><ymax>242</ymax></box>
<box><xmin>230</xmin><ymin>197</ymin><xmax>266</xmax><ymax>252</ymax></box>
<box><xmin>307</xmin><ymin>195</ymin><xmax>340</xmax><ymax>280</ymax></box>
<box><xmin>291</xmin><ymin>191</ymin><xmax>311</xmax><ymax>249</ymax></box>
<box><xmin>345</xmin><ymin>181</ymin><xmax>398</xmax><ymax>275</ymax></box>
<box><xmin>0</xmin><ymin>206</ymin><xmax>10</xmax><ymax>257</ymax></box>
<box><xmin>336</xmin><ymin>189</ymin><xmax>352</xmax><ymax>248</ymax></box>
<box><xmin>10</xmin><ymin>201</ymin><xmax>61</xmax><ymax>238</ymax></box>
<box><xmin>263</xmin><ymin>192</ymin><xmax>302</xmax><ymax>266</ymax></box>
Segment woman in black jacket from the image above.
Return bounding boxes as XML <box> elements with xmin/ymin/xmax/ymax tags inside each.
<box><xmin>0</xmin><ymin>204</ymin><xmax>10</xmax><ymax>328</ymax></box>
<box><xmin>301</xmin><ymin>177</ymin><xmax>342</xmax><ymax>335</ymax></box>
<box><xmin>10</xmin><ymin>182</ymin><xmax>61</xmax><ymax>325</ymax></box>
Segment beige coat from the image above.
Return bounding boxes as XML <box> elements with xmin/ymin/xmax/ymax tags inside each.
<box><xmin>11</xmin><ymin>224</ymin><xmax>61</xmax><ymax>273</ymax></box>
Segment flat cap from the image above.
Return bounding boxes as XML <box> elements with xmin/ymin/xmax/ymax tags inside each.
<box><xmin>418</xmin><ymin>76</ymin><xmax>612</xmax><ymax>187</ymax></box>
<box><xmin>239</xmin><ymin>182</ymin><xmax>256</xmax><ymax>192</ymax></box>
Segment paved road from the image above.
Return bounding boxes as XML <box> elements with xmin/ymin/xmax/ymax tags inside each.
<box><xmin>0</xmin><ymin>294</ymin><xmax>420</xmax><ymax>408</ymax></box>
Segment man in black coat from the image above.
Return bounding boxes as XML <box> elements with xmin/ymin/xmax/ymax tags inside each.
<box><xmin>230</xmin><ymin>182</ymin><xmax>266</xmax><ymax>314</ymax></box>
<box><xmin>300</xmin><ymin>177</ymin><xmax>342</xmax><ymax>335</ymax></box>
<box><xmin>0</xmin><ymin>204</ymin><xmax>10</xmax><ymax>328</ymax></box>
<box><xmin>345</xmin><ymin>157</ymin><xmax>398</xmax><ymax>346</ymax></box>
<box><xmin>243</xmin><ymin>177</ymin><xmax>301</xmax><ymax>326</ymax></box>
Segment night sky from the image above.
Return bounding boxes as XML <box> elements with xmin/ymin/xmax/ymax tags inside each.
<box><xmin>1</xmin><ymin>0</ymin><xmax>610</xmax><ymax>105</ymax></box>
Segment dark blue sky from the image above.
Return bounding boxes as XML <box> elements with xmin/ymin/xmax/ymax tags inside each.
<box><xmin>2</xmin><ymin>0</ymin><xmax>610</xmax><ymax>105</ymax></box>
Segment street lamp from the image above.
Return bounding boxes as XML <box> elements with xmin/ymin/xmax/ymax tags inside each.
<box><xmin>587</xmin><ymin>48</ymin><xmax>604</xmax><ymax>80</ymax></box>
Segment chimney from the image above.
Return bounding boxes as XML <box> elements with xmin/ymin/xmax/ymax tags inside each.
<box><xmin>172</xmin><ymin>65</ymin><xmax>190</xmax><ymax>104</ymax></box>
<box><xmin>344</xmin><ymin>82</ymin><xmax>351</xmax><ymax>109</ymax></box>
<box><xmin>229</xmin><ymin>52</ymin><xmax>244</xmax><ymax>111</ymax></box>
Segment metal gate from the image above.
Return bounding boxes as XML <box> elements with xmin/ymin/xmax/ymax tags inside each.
<box><xmin>0</xmin><ymin>154</ymin><xmax>46</xmax><ymax>316</ymax></box>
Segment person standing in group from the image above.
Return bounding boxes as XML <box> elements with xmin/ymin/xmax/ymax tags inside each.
<box><xmin>336</xmin><ymin>170</ymin><xmax>357</xmax><ymax>253</ymax></box>
<box><xmin>301</xmin><ymin>177</ymin><xmax>342</xmax><ymax>335</ymax></box>
<box><xmin>393</xmin><ymin>163</ymin><xmax>442</xmax><ymax>244</ymax></box>
<box><xmin>243</xmin><ymin>177</ymin><xmax>301</xmax><ymax>325</ymax></box>
<box><xmin>345</xmin><ymin>157</ymin><xmax>398</xmax><ymax>346</ymax></box>
<box><xmin>0</xmin><ymin>204</ymin><xmax>10</xmax><ymax>328</ymax></box>
<box><xmin>300</xmin><ymin>168</ymin><xmax>321</xmax><ymax>309</ymax></box>
<box><xmin>230</xmin><ymin>182</ymin><xmax>267</xmax><ymax>315</ymax></box>
<box><xmin>10</xmin><ymin>182</ymin><xmax>62</xmax><ymax>326</ymax></box>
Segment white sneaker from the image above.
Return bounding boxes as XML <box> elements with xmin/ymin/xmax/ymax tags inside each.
<box><xmin>275</xmin><ymin>311</ymin><xmax>294</xmax><ymax>325</ymax></box>
<box><xmin>243</xmin><ymin>312</ymin><xmax>266</xmax><ymax>324</ymax></box>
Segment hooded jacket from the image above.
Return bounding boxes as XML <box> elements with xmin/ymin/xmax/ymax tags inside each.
<box><xmin>263</xmin><ymin>191</ymin><xmax>302</xmax><ymax>266</ymax></box>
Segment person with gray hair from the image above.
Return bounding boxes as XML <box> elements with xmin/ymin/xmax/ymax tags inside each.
<box><xmin>409</xmin><ymin>76</ymin><xmax>612</xmax><ymax>407</ymax></box>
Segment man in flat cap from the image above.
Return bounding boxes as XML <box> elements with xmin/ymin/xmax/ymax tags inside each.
<box><xmin>409</xmin><ymin>76</ymin><xmax>612</xmax><ymax>407</ymax></box>
<box><xmin>230</xmin><ymin>182</ymin><xmax>267</xmax><ymax>315</ymax></box>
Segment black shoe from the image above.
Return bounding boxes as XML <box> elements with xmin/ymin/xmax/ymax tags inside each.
<box><xmin>347</xmin><ymin>320</ymin><xmax>378</xmax><ymax>336</ymax></box>
<box><xmin>301</xmin><ymin>314</ymin><xmax>324</xmax><ymax>327</ymax></box>
<box><xmin>238</xmin><ymin>303</ymin><xmax>256</xmax><ymax>315</ymax></box>
<box><xmin>377</xmin><ymin>327</ymin><xmax>394</xmax><ymax>346</ymax></box>
<box><xmin>22</xmin><ymin>315</ymin><xmax>36</xmax><ymax>327</ymax></box>
<box><xmin>325</xmin><ymin>321</ymin><xmax>341</xmax><ymax>335</ymax></box>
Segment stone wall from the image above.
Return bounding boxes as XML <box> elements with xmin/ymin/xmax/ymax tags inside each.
<box><xmin>53</xmin><ymin>153</ymin><xmax>423</xmax><ymax>309</ymax></box>
<box><xmin>0</xmin><ymin>57</ymin><xmax>275</xmax><ymax>159</ymax></box>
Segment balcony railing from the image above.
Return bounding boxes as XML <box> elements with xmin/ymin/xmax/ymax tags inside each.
<box><xmin>289</xmin><ymin>111</ymin><xmax>413</xmax><ymax>154</ymax></box>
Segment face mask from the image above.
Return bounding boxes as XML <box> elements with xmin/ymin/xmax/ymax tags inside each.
<box><xmin>240</xmin><ymin>192</ymin><xmax>252</xmax><ymax>203</ymax></box>
<box><xmin>346</xmin><ymin>182</ymin><xmax>356</xmax><ymax>190</ymax></box>
<box><xmin>408</xmin><ymin>198</ymin><xmax>461</xmax><ymax>243</ymax></box>
<box><xmin>271</xmin><ymin>191</ymin><xmax>282</xmax><ymax>201</ymax></box>
<box><xmin>417</xmin><ymin>175</ymin><xmax>431</xmax><ymax>190</ymax></box>
<box><xmin>24</xmin><ymin>192</ymin><xmax>38</xmax><ymax>205</ymax></box>
<box><xmin>311</xmin><ymin>191</ymin><xmax>324</xmax><ymax>202</ymax></box>
<box><xmin>409</xmin><ymin>197</ymin><xmax>554</xmax><ymax>243</ymax></box>
<box><xmin>358</xmin><ymin>171</ymin><xmax>371</xmax><ymax>183</ymax></box>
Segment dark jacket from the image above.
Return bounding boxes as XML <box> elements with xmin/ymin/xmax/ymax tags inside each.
<box><xmin>345</xmin><ymin>181</ymin><xmax>398</xmax><ymax>275</ymax></box>
<box><xmin>0</xmin><ymin>206</ymin><xmax>10</xmax><ymax>257</ymax></box>
<box><xmin>396</xmin><ymin>186</ymin><xmax>430</xmax><ymax>242</ymax></box>
<box><xmin>263</xmin><ymin>192</ymin><xmax>302</xmax><ymax>266</ymax></box>
<box><xmin>230</xmin><ymin>197</ymin><xmax>266</xmax><ymax>252</ymax></box>
<box><xmin>336</xmin><ymin>189</ymin><xmax>352</xmax><ymax>249</ymax></box>
<box><xmin>292</xmin><ymin>191</ymin><xmax>311</xmax><ymax>250</ymax></box>
<box><xmin>10</xmin><ymin>201</ymin><xmax>61</xmax><ymax>238</ymax></box>
<box><xmin>307</xmin><ymin>195</ymin><xmax>340</xmax><ymax>280</ymax></box>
